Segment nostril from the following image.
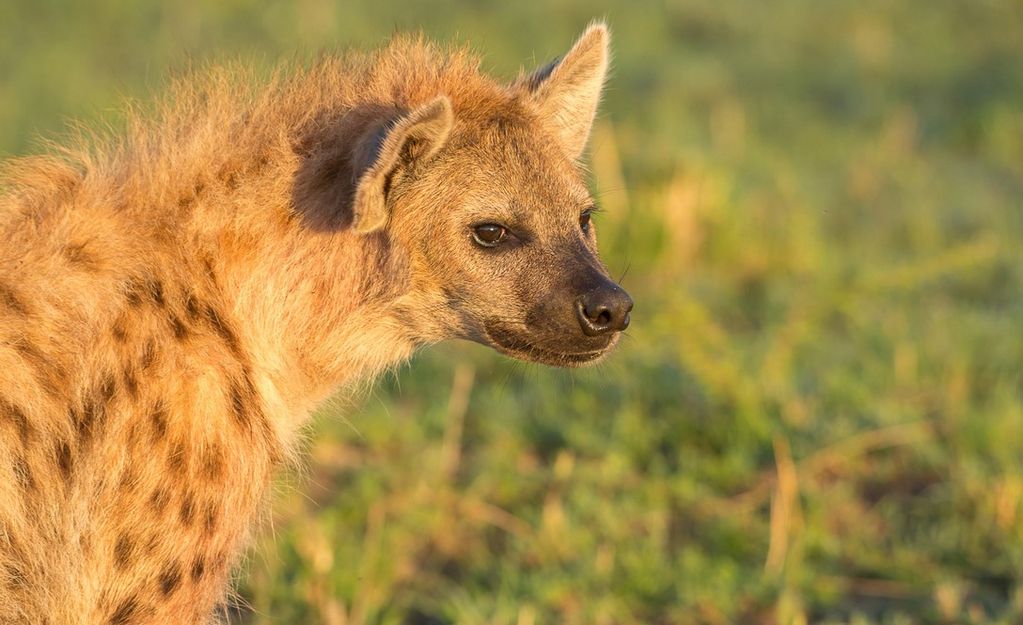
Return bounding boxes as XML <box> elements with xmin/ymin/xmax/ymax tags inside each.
<box><xmin>575</xmin><ymin>297</ymin><xmax>610</xmax><ymax>336</ymax></box>
<box><xmin>583</xmin><ymin>300</ymin><xmax>613</xmax><ymax>328</ymax></box>
<box><xmin>576</xmin><ymin>287</ymin><xmax>633</xmax><ymax>336</ymax></box>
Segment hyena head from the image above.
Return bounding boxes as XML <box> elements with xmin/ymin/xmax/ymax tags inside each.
<box><xmin>350</xmin><ymin>23</ymin><xmax>632</xmax><ymax>367</ymax></box>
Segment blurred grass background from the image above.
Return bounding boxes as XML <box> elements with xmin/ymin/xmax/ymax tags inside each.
<box><xmin>3</xmin><ymin>1</ymin><xmax>1023</xmax><ymax>623</ymax></box>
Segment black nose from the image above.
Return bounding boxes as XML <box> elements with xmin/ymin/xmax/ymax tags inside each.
<box><xmin>575</xmin><ymin>285</ymin><xmax>633</xmax><ymax>336</ymax></box>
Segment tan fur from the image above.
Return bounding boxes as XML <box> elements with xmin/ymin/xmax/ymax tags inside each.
<box><xmin>0</xmin><ymin>23</ymin><xmax>621</xmax><ymax>624</ymax></box>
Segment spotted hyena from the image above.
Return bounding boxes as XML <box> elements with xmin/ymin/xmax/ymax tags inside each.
<box><xmin>0</xmin><ymin>22</ymin><xmax>631</xmax><ymax>624</ymax></box>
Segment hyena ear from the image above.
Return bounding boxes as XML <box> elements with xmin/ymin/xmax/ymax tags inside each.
<box><xmin>518</xmin><ymin>22</ymin><xmax>610</xmax><ymax>160</ymax></box>
<box><xmin>351</xmin><ymin>96</ymin><xmax>453</xmax><ymax>234</ymax></box>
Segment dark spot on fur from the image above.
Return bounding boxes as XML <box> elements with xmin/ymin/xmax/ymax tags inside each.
<box><xmin>118</xmin><ymin>465</ymin><xmax>139</xmax><ymax>493</ymax></box>
<box><xmin>122</xmin><ymin>366</ymin><xmax>139</xmax><ymax>399</ymax></box>
<box><xmin>185</xmin><ymin>294</ymin><xmax>201</xmax><ymax>321</ymax></box>
<box><xmin>158</xmin><ymin>562</ymin><xmax>181</xmax><ymax>596</ymax></box>
<box><xmin>169</xmin><ymin>314</ymin><xmax>189</xmax><ymax>340</ymax></box>
<box><xmin>125</xmin><ymin>277</ymin><xmax>164</xmax><ymax>309</ymax></box>
<box><xmin>75</xmin><ymin>397</ymin><xmax>106</xmax><ymax>445</ymax></box>
<box><xmin>149</xmin><ymin>488</ymin><xmax>170</xmax><ymax>513</ymax></box>
<box><xmin>228</xmin><ymin>380</ymin><xmax>248</xmax><ymax>428</ymax></box>
<box><xmin>218</xmin><ymin>165</ymin><xmax>239</xmax><ymax>189</ymax></box>
<box><xmin>0</xmin><ymin>283</ymin><xmax>28</xmax><ymax>315</ymax></box>
<box><xmin>144</xmin><ymin>533</ymin><xmax>159</xmax><ymax>555</ymax></box>
<box><xmin>79</xmin><ymin>531</ymin><xmax>93</xmax><ymax>557</ymax></box>
<box><xmin>147</xmin><ymin>279</ymin><xmax>165</xmax><ymax>307</ymax></box>
<box><xmin>2</xmin><ymin>526</ymin><xmax>24</xmax><ymax>555</ymax></box>
<box><xmin>200</xmin><ymin>254</ymin><xmax>216</xmax><ymax>280</ymax></box>
<box><xmin>111</xmin><ymin>318</ymin><xmax>128</xmax><ymax>343</ymax></box>
<box><xmin>191</xmin><ymin>556</ymin><xmax>205</xmax><ymax>582</ymax></box>
<box><xmin>100</xmin><ymin>373</ymin><xmax>117</xmax><ymax>403</ymax></box>
<box><xmin>72</xmin><ymin>404</ymin><xmax>87</xmax><ymax>440</ymax></box>
<box><xmin>0</xmin><ymin>280</ymin><xmax>30</xmax><ymax>317</ymax></box>
<box><xmin>3</xmin><ymin>562</ymin><xmax>26</xmax><ymax>590</ymax></box>
<box><xmin>15</xmin><ymin>341</ymin><xmax>67</xmax><ymax>398</ymax></box>
<box><xmin>114</xmin><ymin>535</ymin><xmax>134</xmax><ymax>571</ymax></box>
<box><xmin>203</xmin><ymin>503</ymin><xmax>218</xmax><ymax>535</ymax></box>
<box><xmin>167</xmin><ymin>441</ymin><xmax>186</xmax><ymax>475</ymax></box>
<box><xmin>180</xmin><ymin>493</ymin><xmax>195</xmax><ymax>526</ymax></box>
<box><xmin>124</xmin><ymin>281</ymin><xmax>143</xmax><ymax>307</ymax></box>
<box><xmin>149</xmin><ymin>403</ymin><xmax>167</xmax><ymax>443</ymax></box>
<box><xmin>229</xmin><ymin>370</ymin><xmax>276</xmax><ymax>458</ymax></box>
<box><xmin>204</xmin><ymin>305</ymin><xmax>241</xmax><ymax>357</ymax></box>
<box><xmin>63</xmin><ymin>242</ymin><xmax>99</xmax><ymax>270</ymax></box>
<box><xmin>108</xmin><ymin>596</ymin><xmax>139</xmax><ymax>625</ymax></box>
<box><xmin>56</xmin><ymin>441</ymin><xmax>73</xmax><ymax>481</ymax></box>
<box><xmin>2</xmin><ymin>399</ymin><xmax>32</xmax><ymax>445</ymax></box>
<box><xmin>179</xmin><ymin>181</ymin><xmax>205</xmax><ymax>209</ymax></box>
<box><xmin>74</xmin><ymin>403</ymin><xmax>92</xmax><ymax>441</ymax></box>
<box><xmin>227</xmin><ymin>372</ymin><xmax>277</xmax><ymax>456</ymax></box>
<box><xmin>201</xmin><ymin>444</ymin><xmax>225</xmax><ymax>480</ymax></box>
<box><xmin>12</xmin><ymin>456</ymin><xmax>35</xmax><ymax>491</ymax></box>
<box><xmin>14</xmin><ymin>341</ymin><xmax>45</xmax><ymax>366</ymax></box>
<box><xmin>139</xmin><ymin>339</ymin><xmax>157</xmax><ymax>370</ymax></box>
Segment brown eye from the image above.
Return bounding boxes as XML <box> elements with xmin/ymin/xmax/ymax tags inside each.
<box><xmin>580</xmin><ymin>209</ymin><xmax>593</xmax><ymax>233</ymax></box>
<box><xmin>472</xmin><ymin>223</ymin><xmax>507</xmax><ymax>247</ymax></box>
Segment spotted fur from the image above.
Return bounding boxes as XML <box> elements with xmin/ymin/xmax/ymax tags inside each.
<box><xmin>0</xmin><ymin>23</ymin><xmax>619</xmax><ymax>624</ymax></box>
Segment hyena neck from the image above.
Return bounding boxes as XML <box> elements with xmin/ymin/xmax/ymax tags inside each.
<box><xmin>203</xmin><ymin>197</ymin><xmax>418</xmax><ymax>431</ymax></box>
<box><xmin>163</xmin><ymin>101</ymin><xmax>426</xmax><ymax>434</ymax></box>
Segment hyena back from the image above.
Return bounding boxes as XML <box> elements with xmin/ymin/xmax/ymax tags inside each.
<box><xmin>0</xmin><ymin>23</ymin><xmax>631</xmax><ymax>624</ymax></box>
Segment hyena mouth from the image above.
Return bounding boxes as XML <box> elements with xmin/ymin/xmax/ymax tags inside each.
<box><xmin>482</xmin><ymin>323</ymin><xmax>613</xmax><ymax>367</ymax></box>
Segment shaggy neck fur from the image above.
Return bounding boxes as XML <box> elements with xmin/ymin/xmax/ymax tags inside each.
<box><xmin>0</xmin><ymin>37</ymin><xmax>505</xmax><ymax>625</ymax></box>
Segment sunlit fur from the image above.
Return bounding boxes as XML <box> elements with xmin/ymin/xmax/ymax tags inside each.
<box><xmin>0</xmin><ymin>23</ymin><xmax>615</xmax><ymax>624</ymax></box>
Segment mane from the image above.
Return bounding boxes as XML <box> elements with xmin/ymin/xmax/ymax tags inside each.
<box><xmin>0</xmin><ymin>35</ymin><xmax>509</xmax><ymax>221</ymax></box>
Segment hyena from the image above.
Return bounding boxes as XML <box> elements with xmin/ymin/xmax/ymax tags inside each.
<box><xmin>0</xmin><ymin>22</ymin><xmax>631</xmax><ymax>624</ymax></box>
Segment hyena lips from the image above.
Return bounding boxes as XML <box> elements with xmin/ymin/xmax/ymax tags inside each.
<box><xmin>0</xmin><ymin>21</ymin><xmax>628</xmax><ymax>625</ymax></box>
<box><xmin>482</xmin><ymin>254</ymin><xmax>633</xmax><ymax>367</ymax></box>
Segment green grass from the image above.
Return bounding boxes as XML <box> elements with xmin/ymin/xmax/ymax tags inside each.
<box><xmin>3</xmin><ymin>1</ymin><xmax>1023</xmax><ymax>623</ymax></box>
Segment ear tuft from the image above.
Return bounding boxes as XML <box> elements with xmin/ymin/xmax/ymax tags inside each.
<box><xmin>352</xmin><ymin>96</ymin><xmax>453</xmax><ymax>234</ymax></box>
<box><xmin>520</xmin><ymin>22</ymin><xmax>610</xmax><ymax>160</ymax></box>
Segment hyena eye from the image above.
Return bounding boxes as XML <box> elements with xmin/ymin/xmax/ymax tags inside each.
<box><xmin>472</xmin><ymin>223</ymin><xmax>507</xmax><ymax>247</ymax></box>
<box><xmin>580</xmin><ymin>208</ymin><xmax>594</xmax><ymax>234</ymax></box>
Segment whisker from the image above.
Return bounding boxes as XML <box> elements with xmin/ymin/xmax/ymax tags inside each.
<box><xmin>617</xmin><ymin>260</ymin><xmax>632</xmax><ymax>286</ymax></box>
